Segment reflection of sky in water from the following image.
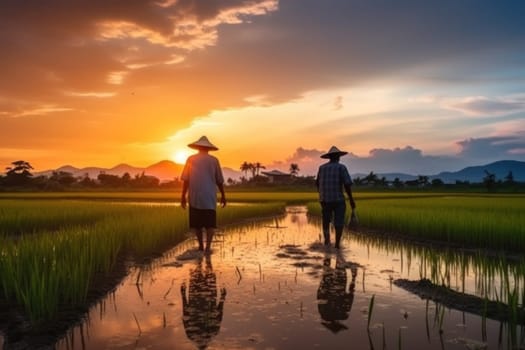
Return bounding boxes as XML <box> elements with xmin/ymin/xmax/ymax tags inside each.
<box><xmin>108</xmin><ymin>201</ymin><xmax>254</xmax><ymax>207</ymax></box>
<box><xmin>41</xmin><ymin>206</ymin><xmax>521</xmax><ymax>349</ymax></box>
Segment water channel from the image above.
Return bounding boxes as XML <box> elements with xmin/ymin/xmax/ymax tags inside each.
<box><xmin>2</xmin><ymin>206</ymin><xmax>524</xmax><ymax>349</ymax></box>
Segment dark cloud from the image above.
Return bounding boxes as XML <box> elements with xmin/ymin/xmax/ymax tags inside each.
<box><xmin>265</xmin><ymin>147</ymin><xmax>324</xmax><ymax>175</ymax></box>
<box><xmin>267</xmin><ymin>145</ymin><xmax>458</xmax><ymax>176</ymax></box>
<box><xmin>0</xmin><ymin>0</ymin><xmax>278</xmax><ymax>151</ymax></box>
<box><xmin>342</xmin><ymin>146</ymin><xmax>462</xmax><ymax>175</ymax></box>
<box><xmin>272</xmin><ymin>141</ymin><xmax>525</xmax><ymax>176</ymax></box>
<box><xmin>0</xmin><ymin>0</ymin><xmax>278</xmax><ymax>104</ymax></box>
<box><xmin>2</xmin><ymin>0</ymin><xmax>524</xmax><ymax>110</ymax></box>
<box><xmin>457</xmin><ymin>136</ymin><xmax>525</xmax><ymax>161</ymax></box>
<box><xmin>198</xmin><ymin>0</ymin><xmax>525</xmax><ymax>101</ymax></box>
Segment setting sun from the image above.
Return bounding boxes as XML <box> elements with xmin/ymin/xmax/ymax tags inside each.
<box><xmin>172</xmin><ymin>149</ymin><xmax>194</xmax><ymax>165</ymax></box>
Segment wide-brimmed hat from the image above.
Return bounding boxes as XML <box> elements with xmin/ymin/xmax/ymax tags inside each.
<box><xmin>320</xmin><ymin>146</ymin><xmax>348</xmax><ymax>159</ymax></box>
<box><xmin>188</xmin><ymin>136</ymin><xmax>219</xmax><ymax>151</ymax></box>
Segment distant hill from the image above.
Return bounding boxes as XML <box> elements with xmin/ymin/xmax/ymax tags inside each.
<box><xmin>222</xmin><ymin>167</ymin><xmax>242</xmax><ymax>181</ymax></box>
<box><xmin>351</xmin><ymin>160</ymin><xmax>525</xmax><ymax>184</ymax></box>
<box><xmin>36</xmin><ymin>160</ymin><xmax>242</xmax><ymax>182</ymax></box>
<box><xmin>35</xmin><ymin>159</ymin><xmax>525</xmax><ymax>184</ymax></box>
<box><xmin>145</xmin><ymin>160</ymin><xmax>185</xmax><ymax>181</ymax></box>
<box><xmin>37</xmin><ymin>164</ymin><xmax>143</xmax><ymax>180</ymax></box>
<box><xmin>432</xmin><ymin>160</ymin><xmax>525</xmax><ymax>183</ymax></box>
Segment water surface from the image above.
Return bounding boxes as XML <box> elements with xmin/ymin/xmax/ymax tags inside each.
<box><xmin>37</xmin><ymin>206</ymin><xmax>525</xmax><ymax>349</ymax></box>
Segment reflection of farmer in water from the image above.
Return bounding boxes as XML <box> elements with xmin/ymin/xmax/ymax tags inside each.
<box><xmin>181</xmin><ymin>254</ymin><xmax>226</xmax><ymax>349</ymax></box>
<box><xmin>317</xmin><ymin>255</ymin><xmax>357</xmax><ymax>333</ymax></box>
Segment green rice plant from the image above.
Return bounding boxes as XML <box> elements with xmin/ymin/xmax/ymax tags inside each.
<box><xmin>348</xmin><ymin>227</ymin><xmax>525</xmax><ymax>320</ymax></box>
<box><xmin>0</xmin><ymin>200</ymin><xmax>137</xmax><ymax>235</ymax></box>
<box><xmin>368</xmin><ymin>294</ymin><xmax>375</xmax><ymax>331</ymax></box>
<box><xmin>307</xmin><ymin>194</ymin><xmax>525</xmax><ymax>252</ymax></box>
<box><xmin>0</xmin><ymin>200</ymin><xmax>284</xmax><ymax>323</ymax></box>
<box><xmin>0</xmin><ymin>191</ymin><xmax>317</xmax><ymax>204</ymax></box>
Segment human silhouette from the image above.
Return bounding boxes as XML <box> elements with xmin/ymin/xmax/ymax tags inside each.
<box><xmin>181</xmin><ymin>135</ymin><xmax>227</xmax><ymax>253</ymax></box>
<box><xmin>180</xmin><ymin>254</ymin><xmax>226</xmax><ymax>349</ymax></box>
<box><xmin>315</xmin><ymin>146</ymin><xmax>356</xmax><ymax>249</ymax></box>
<box><xmin>317</xmin><ymin>255</ymin><xmax>357</xmax><ymax>333</ymax></box>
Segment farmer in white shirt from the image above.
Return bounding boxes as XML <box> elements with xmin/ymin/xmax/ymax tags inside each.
<box><xmin>181</xmin><ymin>136</ymin><xmax>226</xmax><ymax>253</ymax></box>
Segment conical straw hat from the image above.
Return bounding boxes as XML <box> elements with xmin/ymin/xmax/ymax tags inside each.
<box><xmin>320</xmin><ymin>146</ymin><xmax>348</xmax><ymax>159</ymax></box>
<box><xmin>188</xmin><ymin>136</ymin><xmax>219</xmax><ymax>151</ymax></box>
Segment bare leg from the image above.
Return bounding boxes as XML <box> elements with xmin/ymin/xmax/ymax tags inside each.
<box><xmin>321</xmin><ymin>203</ymin><xmax>332</xmax><ymax>246</ymax></box>
<box><xmin>323</xmin><ymin>228</ymin><xmax>331</xmax><ymax>246</ymax></box>
<box><xmin>195</xmin><ymin>228</ymin><xmax>204</xmax><ymax>250</ymax></box>
<box><xmin>205</xmin><ymin>227</ymin><xmax>215</xmax><ymax>252</ymax></box>
<box><xmin>334</xmin><ymin>226</ymin><xmax>343</xmax><ymax>249</ymax></box>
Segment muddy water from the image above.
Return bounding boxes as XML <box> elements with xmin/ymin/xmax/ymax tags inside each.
<box><xmin>14</xmin><ymin>206</ymin><xmax>524</xmax><ymax>349</ymax></box>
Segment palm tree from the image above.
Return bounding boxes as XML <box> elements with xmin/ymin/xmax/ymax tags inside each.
<box><xmin>240</xmin><ymin>161</ymin><xmax>251</xmax><ymax>178</ymax></box>
<box><xmin>504</xmin><ymin>171</ymin><xmax>514</xmax><ymax>184</ymax></box>
<box><xmin>4</xmin><ymin>160</ymin><xmax>34</xmax><ymax>186</ymax></box>
<box><xmin>254</xmin><ymin>162</ymin><xmax>266</xmax><ymax>176</ymax></box>
<box><xmin>5</xmin><ymin>160</ymin><xmax>33</xmax><ymax>177</ymax></box>
<box><xmin>248</xmin><ymin>163</ymin><xmax>256</xmax><ymax>179</ymax></box>
<box><xmin>364</xmin><ymin>171</ymin><xmax>378</xmax><ymax>185</ymax></box>
<box><xmin>392</xmin><ymin>177</ymin><xmax>403</xmax><ymax>188</ymax></box>
<box><xmin>289</xmin><ymin>163</ymin><xmax>300</xmax><ymax>176</ymax></box>
<box><xmin>483</xmin><ymin>170</ymin><xmax>496</xmax><ymax>192</ymax></box>
<box><xmin>417</xmin><ymin>175</ymin><xmax>429</xmax><ymax>186</ymax></box>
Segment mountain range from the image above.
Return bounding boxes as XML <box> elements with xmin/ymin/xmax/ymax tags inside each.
<box><xmin>36</xmin><ymin>160</ymin><xmax>525</xmax><ymax>184</ymax></box>
<box><xmin>353</xmin><ymin>160</ymin><xmax>525</xmax><ymax>183</ymax></box>
<box><xmin>36</xmin><ymin>160</ymin><xmax>242</xmax><ymax>182</ymax></box>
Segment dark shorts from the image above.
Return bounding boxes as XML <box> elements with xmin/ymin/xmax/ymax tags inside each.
<box><xmin>320</xmin><ymin>201</ymin><xmax>346</xmax><ymax>228</ymax></box>
<box><xmin>189</xmin><ymin>207</ymin><xmax>217</xmax><ymax>229</ymax></box>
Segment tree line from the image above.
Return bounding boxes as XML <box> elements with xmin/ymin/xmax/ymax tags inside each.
<box><xmin>0</xmin><ymin>160</ymin><xmax>521</xmax><ymax>192</ymax></box>
<box><xmin>0</xmin><ymin>160</ymin><xmax>180</xmax><ymax>190</ymax></box>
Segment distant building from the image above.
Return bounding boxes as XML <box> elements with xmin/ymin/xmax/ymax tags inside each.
<box><xmin>261</xmin><ymin>169</ymin><xmax>292</xmax><ymax>183</ymax></box>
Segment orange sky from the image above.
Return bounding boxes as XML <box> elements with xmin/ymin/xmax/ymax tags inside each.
<box><xmin>1</xmin><ymin>1</ymin><xmax>524</xmax><ymax>176</ymax></box>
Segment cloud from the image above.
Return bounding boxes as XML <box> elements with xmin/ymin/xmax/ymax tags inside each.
<box><xmin>0</xmin><ymin>0</ymin><xmax>278</xmax><ymax>104</ymax></box>
<box><xmin>264</xmin><ymin>147</ymin><xmax>324</xmax><ymax>175</ymax></box>
<box><xmin>456</xmin><ymin>136</ymin><xmax>525</xmax><ymax>161</ymax></box>
<box><xmin>332</xmin><ymin>96</ymin><xmax>343</xmax><ymax>111</ymax></box>
<box><xmin>271</xmin><ymin>143</ymin><xmax>525</xmax><ymax>176</ymax></box>
<box><xmin>266</xmin><ymin>145</ymin><xmax>458</xmax><ymax>176</ymax></box>
<box><xmin>0</xmin><ymin>0</ymin><xmax>279</xmax><ymax>160</ymax></box>
<box><xmin>6</xmin><ymin>105</ymin><xmax>74</xmax><ymax>118</ymax></box>
<box><xmin>342</xmin><ymin>146</ymin><xmax>462</xmax><ymax>175</ymax></box>
<box><xmin>443</xmin><ymin>95</ymin><xmax>525</xmax><ymax>116</ymax></box>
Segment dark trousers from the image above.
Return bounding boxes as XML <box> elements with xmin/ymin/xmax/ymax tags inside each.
<box><xmin>321</xmin><ymin>201</ymin><xmax>346</xmax><ymax>247</ymax></box>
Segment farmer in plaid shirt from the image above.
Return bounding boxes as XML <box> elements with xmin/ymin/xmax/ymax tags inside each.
<box><xmin>316</xmin><ymin>146</ymin><xmax>356</xmax><ymax>249</ymax></box>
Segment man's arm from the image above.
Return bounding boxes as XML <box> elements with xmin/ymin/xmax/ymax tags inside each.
<box><xmin>217</xmin><ymin>182</ymin><xmax>226</xmax><ymax>208</ymax></box>
<box><xmin>181</xmin><ymin>180</ymin><xmax>188</xmax><ymax>209</ymax></box>
<box><xmin>341</xmin><ymin>165</ymin><xmax>355</xmax><ymax>209</ymax></box>
<box><xmin>344</xmin><ymin>183</ymin><xmax>356</xmax><ymax>209</ymax></box>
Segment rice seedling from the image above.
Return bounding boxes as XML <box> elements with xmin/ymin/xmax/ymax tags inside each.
<box><xmin>0</xmin><ymin>200</ymin><xmax>135</xmax><ymax>235</ymax></box>
<box><xmin>307</xmin><ymin>194</ymin><xmax>525</xmax><ymax>252</ymax></box>
<box><xmin>350</xmin><ymin>229</ymin><xmax>525</xmax><ymax>332</ymax></box>
<box><xmin>0</xmin><ymin>200</ymin><xmax>284</xmax><ymax>323</ymax></box>
<box><xmin>368</xmin><ymin>294</ymin><xmax>375</xmax><ymax>331</ymax></box>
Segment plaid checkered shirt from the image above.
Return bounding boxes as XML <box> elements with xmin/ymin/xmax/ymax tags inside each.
<box><xmin>316</xmin><ymin>161</ymin><xmax>353</xmax><ymax>202</ymax></box>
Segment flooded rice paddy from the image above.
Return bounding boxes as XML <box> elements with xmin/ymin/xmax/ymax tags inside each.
<box><xmin>3</xmin><ymin>206</ymin><xmax>524</xmax><ymax>349</ymax></box>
